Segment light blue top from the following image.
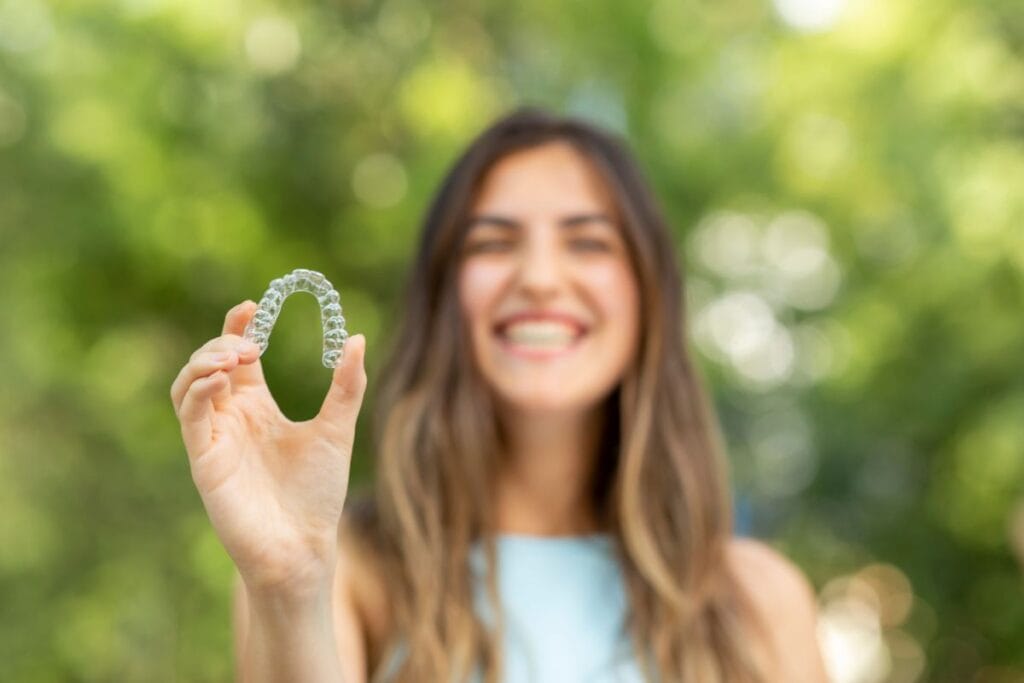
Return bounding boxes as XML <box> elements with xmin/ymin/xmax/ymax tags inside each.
<box><xmin>379</xmin><ymin>533</ymin><xmax>646</xmax><ymax>683</ymax></box>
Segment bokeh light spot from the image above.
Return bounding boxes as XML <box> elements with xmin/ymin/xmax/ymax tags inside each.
<box><xmin>0</xmin><ymin>0</ymin><xmax>54</xmax><ymax>53</ymax></box>
<box><xmin>773</xmin><ymin>0</ymin><xmax>849</xmax><ymax>33</ymax></box>
<box><xmin>245</xmin><ymin>16</ymin><xmax>301</xmax><ymax>75</ymax></box>
<box><xmin>351</xmin><ymin>153</ymin><xmax>408</xmax><ymax>208</ymax></box>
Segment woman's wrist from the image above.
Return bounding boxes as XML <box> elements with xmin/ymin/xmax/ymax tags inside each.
<box><xmin>241</xmin><ymin>578</ymin><xmax>343</xmax><ymax>683</ymax></box>
<box><xmin>244</xmin><ymin>562</ymin><xmax>336</xmax><ymax>610</ymax></box>
<box><xmin>242</xmin><ymin>549</ymin><xmax>338</xmax><ymax>610</ymax></box>
<box><xmin>246</xmin><ymin>578</ymin><xmax>333</xmax><ymax>615</ymax></box>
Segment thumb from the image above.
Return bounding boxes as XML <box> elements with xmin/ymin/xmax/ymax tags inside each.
<box><xmin>315</xmin><ymin>333</ymin><xmax>367</xmax><ymax>443</ymax></box>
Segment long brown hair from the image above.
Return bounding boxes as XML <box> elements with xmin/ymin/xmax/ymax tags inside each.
<box><xmin>347</xmin><ymin>106</ymin><xmax>774</xmax><ymax>682</ymax></box>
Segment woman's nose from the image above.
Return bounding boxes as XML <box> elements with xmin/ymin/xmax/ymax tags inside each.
<box><xmin>516</xmin><ymin>235</ymin><xmax>566</xmax><ymax>296</ymax></box>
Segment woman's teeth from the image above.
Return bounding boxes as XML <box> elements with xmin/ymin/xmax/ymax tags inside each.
<box><xmin>500</xmin><ymin>321</ymin><xmax>581</xmax><ymax>348</ymax></box>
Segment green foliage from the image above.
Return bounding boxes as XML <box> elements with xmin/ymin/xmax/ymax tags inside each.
<box><xmin>0</xmin><ymin>0</ymin><xmax>1021</xmax><ymax>680</ymax></box>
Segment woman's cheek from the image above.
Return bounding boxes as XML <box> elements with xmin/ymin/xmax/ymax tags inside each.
<box><xmin>584</xmin><ymin>261</ymin><xmax>639</xmax><ymax>317</ymax></box>
<box><xmin>459</xmin><ymin>260</ymin><xmax>510</xmax><ymax>319</ymax></box>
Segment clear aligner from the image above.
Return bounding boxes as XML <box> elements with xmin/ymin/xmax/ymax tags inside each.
<box><xmin>242</xmin><ymin>268</ymin><xmax>349</xmax><ymax>369</ymax></box>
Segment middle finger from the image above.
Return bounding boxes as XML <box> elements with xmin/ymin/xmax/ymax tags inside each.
<box><xmin>172</xmin><ymin>342</ymin><xmax>257</xmax><ymax>414</ymax></box>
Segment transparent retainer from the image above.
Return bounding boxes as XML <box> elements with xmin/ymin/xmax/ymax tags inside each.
<box><xmin>242</xmin><ymin>268</ymin><xmax>349</xmax><ymax>369</ymax></box>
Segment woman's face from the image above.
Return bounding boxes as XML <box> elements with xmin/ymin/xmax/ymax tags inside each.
<box><xmin>457</xmin><ymin>141</ymin><xmax>641</xmax><ymax>415</ymax></box>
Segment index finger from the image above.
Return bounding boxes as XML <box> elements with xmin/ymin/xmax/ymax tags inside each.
<box><xmin>218</xmin><ymin>299</ymin><xmax>269</xmax><ymax>391</ymax></box>
<box><xmin>224</xmin><ymin>300</ymin><xmax>258</xmax><ymax>336</ymax></box>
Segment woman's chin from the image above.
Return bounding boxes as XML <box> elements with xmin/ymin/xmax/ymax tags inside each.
<box><xmin>491</xmin><ymin>386</ymin><xmax>600</xmax><ymax>417</ymax></box>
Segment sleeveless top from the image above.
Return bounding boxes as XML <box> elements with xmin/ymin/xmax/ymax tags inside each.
<box><xmin>378</xmin><ymin>533</ymin><xmax>647</xmax><ymax>683</ymax></box>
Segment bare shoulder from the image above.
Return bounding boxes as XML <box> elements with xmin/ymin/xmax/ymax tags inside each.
<box><xmin>726</xmin><ymin>537</ymin><xmax>816</xmax><ymax>603</ymax></box>
<box><xmin>725</xmin><ymin>537</ymin><xmax>830</xmax><ymax>683</ymax></box>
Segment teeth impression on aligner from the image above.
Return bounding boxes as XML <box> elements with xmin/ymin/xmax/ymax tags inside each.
<box><xmin>242</xmin><ymin>268</ymin><xmax>349</xmax><ymax>369</ymax></box>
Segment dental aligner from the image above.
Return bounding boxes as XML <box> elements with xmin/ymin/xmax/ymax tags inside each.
<box><xmin>242</xmin><ymin>268</ymin><xmax>349</xmax><ymax>369</ymax></box>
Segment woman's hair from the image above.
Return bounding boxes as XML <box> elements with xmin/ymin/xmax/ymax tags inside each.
<box><xmin>346</xmin><ymin>106</ymin><xmax>774</xmax><ymax>682</ymax></box>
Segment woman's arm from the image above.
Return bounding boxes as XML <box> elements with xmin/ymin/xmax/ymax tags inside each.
<box><xmin>172</xmin><ymin>301</ymin><xmax>371</xmax><ymax>682</ymax></box>
<box><xmin>233</xmin><ymin>576</ymin><xmax>346</xmax><ymax>683</ymax></box>
<box><xmin>727</xmin><ymin>538</ymin><xmax>830</xmax><ymax>683</ymax></box>
<box><xmin>233</xmin><ymin>526</ymin><xmax>371</xmax><ymax>683</ymax></box>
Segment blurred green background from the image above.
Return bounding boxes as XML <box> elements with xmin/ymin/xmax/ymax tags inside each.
<box><xmin>1</xmin><ymin>0</ymin><xmax>1022</xmax><ymax>681</ymax></box>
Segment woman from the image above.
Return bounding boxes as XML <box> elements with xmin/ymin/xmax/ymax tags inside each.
<box><xmin>170</xmin><ymin>107</ymin><xmax>828</xmax><ymax>682</ymax></box>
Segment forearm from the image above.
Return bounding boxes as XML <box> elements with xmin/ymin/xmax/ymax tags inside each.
<box><xmin>240</xmin><ymin>584</ymin><xmax>344</xmax><ymax>683</ymax></box>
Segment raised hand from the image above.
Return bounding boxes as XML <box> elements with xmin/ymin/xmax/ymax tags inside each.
<box><xmin>170</xmin><ymin>300</ymin><xmax>367</xmax><ymax>599</ymax></box>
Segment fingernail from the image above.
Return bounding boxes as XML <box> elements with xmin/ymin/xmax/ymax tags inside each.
<box><xmin>213</xmin><ymin>352</ymin><xmax>234</xmax><ymax>363</ymax></box>
<box><xmin>237</xmin><ymin>341</ymin><xmax>258</xmax><ymax>354</ymax></box>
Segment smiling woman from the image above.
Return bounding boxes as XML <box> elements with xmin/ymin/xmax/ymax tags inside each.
<box><xmin>181</xmin><ymin>106</ymin><xmax>828</xmax><ymax>683</ymax></box>
<box><xmin>342</xmin><ymin>108</ymin><xmax>827</xmax><ymax>682</ymax></box>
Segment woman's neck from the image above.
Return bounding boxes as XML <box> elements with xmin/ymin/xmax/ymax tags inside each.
<box><xmin>492</xmin><ymin>404</ymin><xmax>606</xmax><ymax>536</ymax></box>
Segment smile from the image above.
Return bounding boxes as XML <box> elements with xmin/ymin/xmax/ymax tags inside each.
<box><xmin>495</xmin><ymin>321</ymin><xmax>587</xmax><ymax>359</ymax></box>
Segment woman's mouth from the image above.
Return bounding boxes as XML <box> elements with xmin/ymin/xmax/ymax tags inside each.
<box><xmin>494</xmin><ymin>320</ymin><xmax>587</xmax><ymax>358</ymax></box>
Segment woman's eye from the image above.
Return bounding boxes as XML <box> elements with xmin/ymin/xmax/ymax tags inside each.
<box><xmin>571</xmin><ymin>239</ymin><xmax>610</xmax><ymax>251</ymax></box>
<box><xmin>466</xmin><ymin>240</ymin><xmax>514</xmax><ymax>253</ymax></box>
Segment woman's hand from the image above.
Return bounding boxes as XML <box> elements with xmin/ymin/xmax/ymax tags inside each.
<box><xmin>170</xmin><ymin>301</ymin><xmax>368</xmax><ymax>601</ymax></box>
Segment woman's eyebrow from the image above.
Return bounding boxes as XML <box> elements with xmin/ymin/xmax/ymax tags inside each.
<box><xmin>467</xmin><ymin>212</ymin><xmax>617</xmax><ymax>230</ymax></box>
<box><xmin>561</xmin><ymin>212</ymin><xmax>616</xmax><ymax>228</ymax></box>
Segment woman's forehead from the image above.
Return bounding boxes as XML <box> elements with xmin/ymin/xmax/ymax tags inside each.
<box><xmin>470</xmin><ymin>142</ymin><xmax>618</xmax><ymax>218</ymax></box>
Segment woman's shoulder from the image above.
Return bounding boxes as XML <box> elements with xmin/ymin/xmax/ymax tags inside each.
<box><xmin>724</xmin><ymin>537</ymin><xmax>830</xmax><ymax>682</ymax></box>
<box><xmin>725</xmin><ymin>536</ymin><xmax>816</xmax><ymax>599</ymax></box>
